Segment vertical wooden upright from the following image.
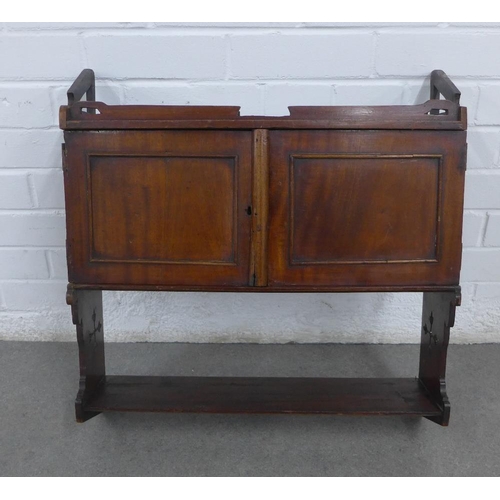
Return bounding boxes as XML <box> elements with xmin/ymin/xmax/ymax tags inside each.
<box><xmin>67</xmin><ymin>286</ymin><xmax>105</xmax><ymax>422</ymax></box>
<box><xmin>419</xmin><ymin>288</ymin><xmax>461</xmax><ymax>426</ymax></box>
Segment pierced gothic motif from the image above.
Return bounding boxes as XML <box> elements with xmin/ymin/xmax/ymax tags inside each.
<box><xmin>89</xmin><ymin>308</ymin><xmax>102</xmax><ymax>347</ymax></box>
<box><xmin>423</xmin><ymin>311</ymin><xmax>438</xmax><ymax>348</ymax></box>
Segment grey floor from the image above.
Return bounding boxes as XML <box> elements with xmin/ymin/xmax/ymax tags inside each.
<box><xmin>0</xmin><ymin>341</ymin><xmax>499</xmax><ymax>476</ymax></box>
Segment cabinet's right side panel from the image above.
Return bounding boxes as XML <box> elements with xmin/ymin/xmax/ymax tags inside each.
<box><xmin>268</xmin><ymin>130</ymin><xmax>466</xmax><ymax>288</ymax></box>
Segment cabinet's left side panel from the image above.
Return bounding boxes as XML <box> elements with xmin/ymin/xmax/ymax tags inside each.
<box><xmin>63</xmin><ymin>130</ymin><xmax>254</xmax><ymax>288</ymax></box>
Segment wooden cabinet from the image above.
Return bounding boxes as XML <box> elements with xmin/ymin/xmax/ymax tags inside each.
<box><xmin>61</xmin><ymin>69</ymin><xmax>466</xmax><ymax>425</ymax></box>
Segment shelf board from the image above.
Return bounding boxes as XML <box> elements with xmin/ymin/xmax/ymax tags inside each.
<box><xmin>84</xmin><ymin>376</ymin><xmax>442</xmax><ymax>417</ymax></box>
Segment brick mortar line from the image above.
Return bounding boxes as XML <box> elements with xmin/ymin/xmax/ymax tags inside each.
<box><xmin>44</xmin><ymin>250</ymin><xmax>54</xmax><ymax>279</ymax></box>
<box><xmin>80</xmin><ymin>31</ymin><xmax>89</xmax><ymax>69</ymax></box>
<box><xmin>479</xmin><ymin>213</ymin><xmax>490</xmax><ymax>246</ymax></box>
<box><xmin>25</xmin><ymin>173</ymin><xmax>38</xmax><ymax>209</ymax></box>
<box><xmin>466</xmin><ymin>170</ymin><xmax>500</xmax><ymax>175</ymax></box>
<box><xmin>0</xmin><ymin>209</ymin><xmax>64</xmax><ymax>214</ymax></box>
<box><xmin>0</xmin><ymin>23</ymin><xmax>439</xmax><ymax>28</ymax></box>
<box><xmin>3</xmin><ymin>25</ymin><xmax>500</xmax><ymax>35</ymax></box>
<box><xmin>0</xmin><ymin>127</ymin><xmax>61</xmax><ymax>132</ymax></box>
<box><xmin>463</xmin><ymin>247</ymin><xmax>500</xmax><ymax>252</ymax></box>
<box><xmin>465</xmin><ymin>209</ymin><xmax>500</xmax><ymax>214</ymax></box>
<box><xmin>371</xmin><ymin>31</ymin><xmax>380</xmax><ymax>78</ymax></box>
<box><xmin>0</xmin><ymin>245</ymin><xmax>66</xmax><ymax>252</ymax></box>
<box><xmin>0</xmin><ymin>76</ymin><xmax>493</xmax><ymax>81</ymax></box>
<box><xmin>0</xmin><ymin>168</ymin><xmax>62</xmax><ymax>173</ymax></box>
<box><xmin>47</xmin><ymin>84</ymin><xmax>59</xmax><ymax>134</ymax></box>
<box><xmin>468</xmin><ymin>284</ymin><xmax>478</xmax><ymax>298</ymax></box>
<box><xmin>223</xmin><ymin>34</ymin><xmax>231</xmax><ymax>81</ymax></box>
<box><xmin>0</xmin><ymin>126</ymin><xmax>60</xmax><ymax>131</ymax></box>
<box><xmin>0</xmin><ymin>288</ymin><xmax>6</xmax><ymax>310</ymax></box>
<box><xmin>0</xmin><ymin>27</ymin><xmax>413</xmax><ymax>36</ymax></box>
<box><xmin>473</xmin><ymin>84</ymin><xmax>482</xmax><ymax>123</ymax></box>
<box><xmin>0</xmin><ymin>245</ymin><xmax>65</xmax><ymax>249</ymax></box>
<box><xmin>5</xmin><ymin>76</ymin><xmax>500</xmax><ymax>84</ymax></box>
<box><xmin>466</xmin><ymin>282</ymin><xmax>500</xmax><ymax>285</ymax></box>
<box><xmin>0</xmin><ymin>279</ymin><xmax>67</xmax><ymax>283</ymax></box>
<box><xmin>468</xmin><ymin>125</ymin><xmax>500</xmax><ymax>130</ymax></box>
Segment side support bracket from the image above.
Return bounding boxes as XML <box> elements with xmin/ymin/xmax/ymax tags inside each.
<box><xmin>418</xmin><ymin>288</ymin><xmax>461</xmax><ymax>426</ymax></box>
<box><xmin>67</xmin><ymin>285</ymin><xmax>105</xmax><ymax>422</ymax></box>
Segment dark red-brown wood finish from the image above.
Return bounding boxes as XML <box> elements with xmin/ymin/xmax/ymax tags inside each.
<box><xmin>61</xmin><ymin>69</ymin><xmax>466</xmax><ymax>425</ymax></box>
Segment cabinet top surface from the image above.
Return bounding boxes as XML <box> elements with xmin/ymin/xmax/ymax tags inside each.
<box><xmin>60</xmin><ymin>100</ymin><xmax>467</xmax><ymax>131</ymax></box>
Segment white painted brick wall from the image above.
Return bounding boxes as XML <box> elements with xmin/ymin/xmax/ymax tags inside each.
<box><xmin>0</xmin><ymin>249</ymin><xmax>49</xmax><ymax>279</ymax></box>
<box><xmin>467</xmin><ymin>128</ymin><xmax>500</xmax><ymax>169</ymax></box>
<box><xmin>0</xmin><ymin>35</ymin><xmax>83</xmax><ymax>79</ymax></box>
<box><xmin>2</xmin><ymin>281</ymin><xmax>68</xmax><ymax>310</ymax></box>
<box><xmin>461</xmin><ymin>249</ymin><xmax>500</xmax><ymax>281</ymax></box>
<box><xmin>464</xmin><ymin>173</ymin><xmax>500</xmax><ymax>209</ymax></box>
<box><xmin>31</xmin><ymin>170</ymin><xmax>65</xmax><ymax>209</ymax></box>
<box><xmin>229</xmin><ymin>34</ymin><xmax>374</xmax><ymax>78</ymax></box>
<box><xmin>85</xmin><ymin>35</ymin><xmax>227</xmax><ymax>79</ymax></box>
<box><xmin>375</xmin><ymin>31</ymin><xmax>500</xmax><ymax>76</ymax></box>
<box><xmin>0</xmin><ymin>130</ymin><xmax>62</xmax><ymax>169</ymax></box>
<box><xmin>0</xmin><ymin>171</ymin><xmax>33</xmax><ymax>208</ymax></box>
<box><xmin>476</xmin><ymin>283</ymin><xmax>500</xmax><ymax>299</ymax></box>
<box><xmin>462</xmin><ymin>212</ymin><xmax>486</xmax><ymax>247</ymax></box>
<box><xmin>0</xmin><ymin>22</ymin><xmax>499</xmax><ymax>344</ymax></box>
<box><xmin>264</xmin><ymin>83</ymin><xmax>332</xmax><ymax>115</ymax></box>
<box><xmin>46</xmin><ymin>248</ymin><xmax>67</xmax><ymax>280</ymax></box>
<box><xmin>123</xmin><ymin>82</ymin><xmax>265</xmax><ymax>115</ymax></box>
<box><xmin>0</xmin><ymin>213</ymin><xmax>66</xmax><ymax>246</ymax></box>
<box><xmin>334</xmin><ymin>81</ymin><xmax>406</xmax><ymax>106</ymax></box>
<box><xmin>476</xmin><ymin>85</ymin><xmax>500</xmax><ymax>125</ymax></box>
<box><xmin>0</xmin><ymin>86</ymin><xmax>54</xmax><ymax>128</ymax></box>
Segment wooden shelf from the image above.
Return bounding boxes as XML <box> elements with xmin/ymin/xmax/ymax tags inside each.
<box><xmin>84</xmin><ymin>376</ymin><xmax>441</xmax><ymax>417</ymax></box>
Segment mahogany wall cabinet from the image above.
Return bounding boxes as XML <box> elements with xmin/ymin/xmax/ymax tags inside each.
<box><xmin>60</xmin><ymin>69</ymin><xmax>467</xmax><ymax>425</ymax></box>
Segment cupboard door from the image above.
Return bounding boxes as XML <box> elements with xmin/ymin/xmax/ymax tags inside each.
<box><xmin>268</xmin><ymin>130</ymin><xmax>466</xmax><ymax>288</ymax></box>
<box><xmin>64</xmin><ymin>131</ymin><xmax>253</xmax><ymax>287</ymax></box>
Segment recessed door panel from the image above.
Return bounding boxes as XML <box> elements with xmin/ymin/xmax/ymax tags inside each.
<box><xmin>290</xmin><ymin>155</ymin><xmax>439</xmax><ymax>263</ymax></box>
<box><xmin>90</xmin><ymin>155</ymin><xmax>236</xmax><ymax>264</ymax></box>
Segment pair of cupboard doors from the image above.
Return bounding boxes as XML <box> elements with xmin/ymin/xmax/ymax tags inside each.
<box><xmin>63</xmin><ymin>128</ymin><xmax>466</xmax><ymax>290</ymax></box>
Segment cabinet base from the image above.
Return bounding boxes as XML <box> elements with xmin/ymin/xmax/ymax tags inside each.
<box><xmin>78</xmin><ymin>375</ymin><xmax>445</xmax><ymax>423</ymax></box>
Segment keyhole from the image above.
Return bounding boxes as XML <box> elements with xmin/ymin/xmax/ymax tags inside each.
<box><xmin>246</xmin><ymin>206</ymin><xmax>252</xmax><ymax>216</ymax></box>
